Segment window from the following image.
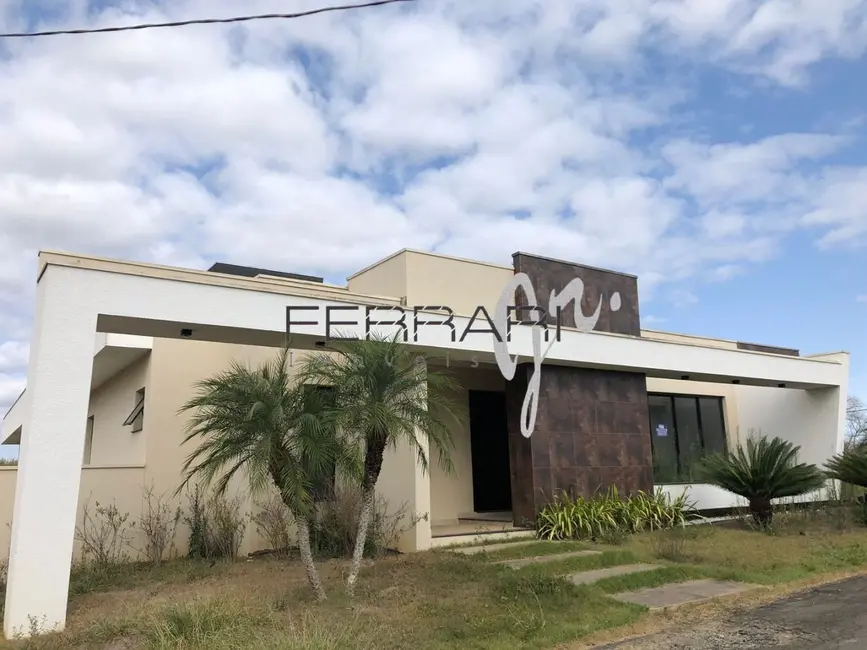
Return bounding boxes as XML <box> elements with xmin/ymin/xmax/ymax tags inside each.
<box><xmin>83</xmin><ymin>416</ymin><xmax>94</xmax><ymax>465</ymax></box>
<box><xmin>303</xmin><ymin>385</ymin><xmax>337</xmax><ymax>501</ymax></box>
<box><xmin>123</xmin><ymin>388</ymin><xmax>145</xmax><ymax>433</ymax></box>
<box><xmin>649</xmin><ymin>394</ymin><xmax>727</xmax><ymax>483</ymax></box>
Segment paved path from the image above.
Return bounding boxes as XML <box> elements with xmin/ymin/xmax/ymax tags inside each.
<box><xmin>598</xmin><ymin>575</ymin><xmax>867</xmax><ymax>649</ymax></box>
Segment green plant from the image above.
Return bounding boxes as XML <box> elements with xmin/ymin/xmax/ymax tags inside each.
<box><xmin>536</xmin><ymin>486</ymin><xmax>694</xmax><ymax>541</ymax></box>
<box><xmin>183</xmin><ymin>485</ymin><xmax>248</xmax><ymax>561</ymax></box>
<box><xmin>826</xmin><ymin>446</ymin><xmax>867</xmax><ymax>489</ymax></box>
<box><xmin>178</xmin><ymin>347</ymin><xmax>360</xmax><ymax>601</ymax></box>
<box><xmin>699</xmin><ymin>433</ymin><xmax>826</xmax><ymax>528</ymax></box>
<box><xmin>300</xmin><ymin>333</ymin><xmax>464</xmax><ymax>596</ymax></box>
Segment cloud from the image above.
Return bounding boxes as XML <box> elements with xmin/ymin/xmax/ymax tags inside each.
<box><xmin>858</xmin><ymin>295</ymin><xmax>867</xmax><ymax>303</ymax></box>
<box><xmin>0</xmin><ymin>0</ymin><xmax>866</xmax><ymax>417</ymax></box>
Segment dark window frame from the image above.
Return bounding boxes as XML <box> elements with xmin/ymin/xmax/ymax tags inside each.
<box><xmin>648</xmin><ymin>393</ymin><xmax>727</xmax><ymax>484</ymax></box>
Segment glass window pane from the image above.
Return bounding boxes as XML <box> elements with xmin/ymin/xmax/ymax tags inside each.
<box><xmin>699</xmin><ymin>397</ymin><xmax>727</xmax><ymax>455</ymax></box>
<box><xmin>674</xmin><ymin>397</ymin><xmax>702</xmax><ymax>482</ymax></box>
<box><xmin>649</xmin><ymin>395</ymin><xmax>679</xmax><ymax>483</ymax></box>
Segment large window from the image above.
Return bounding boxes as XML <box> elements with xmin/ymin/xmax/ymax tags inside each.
<box><xmin>649</xmin><ymin>394</ymin><xmax>727</xmax><ymax>483</ymax></box>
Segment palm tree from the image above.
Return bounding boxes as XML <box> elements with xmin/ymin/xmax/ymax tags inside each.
<box><xmin>698</xmin><ymin>434</ymin><xmax>825</xmax><ymax>528</ymax></box>
<box><xmin>301</xmin><ymin>333</ymin><xmax>464</xmax><ymax>597</ymax></box>
<box><xmin>177</xmin><ymin>347</ymin><xmax>358</xmax><ymax>601</ymax></box>
<box><xmin>825</xmin><ymin>447</ymin><xmax>867</xmax><ymax>489</ymax></box>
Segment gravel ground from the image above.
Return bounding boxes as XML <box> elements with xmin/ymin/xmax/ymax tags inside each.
<box><xmin>596</xmin><ymin>575</ymin><xmax>867</xmax><ymax>649</ymax></box>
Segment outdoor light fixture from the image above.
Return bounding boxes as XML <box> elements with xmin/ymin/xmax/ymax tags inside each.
<box><xmin>680</xmin><ymin>375</ymin><xmax>690</xmax><ymax>380</ymax></box>
<box><xmin>180</xmin><ymin>328</ymin><xmax>193</xmax><ymax>338</ymax></box>
<box><xmin>732</xmin><ymin>379</ymin><xmax>741</xmax><ymax>384</ymax></box>
<box><xmin>314</xmin><ymin>341</ymin><xmax>327</xmax><ymax>348</ymax></box>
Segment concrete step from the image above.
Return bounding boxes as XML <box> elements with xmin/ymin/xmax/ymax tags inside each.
<box><xmin>498</xmin><ymin>550</ymin><xmax>603</xmax><ymax>569</ymax></box>
<box><xmin>612</xmin><ymin>579</ymin><xmax>761</xmax><ymax>609</ymax></box>
<box><xmin>448</xmin><ymin>540</ymin><xmax>540</xmax><ymax>555</ymax></box>
<box><xmin>566</xmin><ymin>563</ymin><xmax>660</xmax><ymax>585</ymax></box>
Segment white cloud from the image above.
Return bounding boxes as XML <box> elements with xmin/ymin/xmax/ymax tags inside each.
<box><xmin>858</xmin><ymin>295</ymin><xmax>867</xmax><ymax>303</ymax></box>
<box><xmin>0</xmin><ymin>0</ymin><xmax>866</xmax><ymax>416</ymax></box>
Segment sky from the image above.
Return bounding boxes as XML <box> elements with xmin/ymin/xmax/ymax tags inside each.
<box><xmin>0</xmin><ymin>0</ymin><xmax>866</xmax><ymax>457</ymax></box>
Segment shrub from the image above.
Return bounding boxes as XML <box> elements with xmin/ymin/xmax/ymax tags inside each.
<box><xmin>536</xmin><ymin>486</ymin><xmax>694</xmax><ymax>541</ymax></box>
<box><xmin>184</xmin><ymin>485</ymin><xmax>248</xmax><ymax>560</ymax></box>
<box><xmin>310</xmin><ymin>484</ymin><xmax>415</xmax><ymax>558</ymax></box>
<box><xmin>826</xmin><ymin>447</ymin><xmax>867</xmax><ymax>490</ymax></box>
<box><xmin>699</xmin><ymin>434</ymin><xmax>826</xmax><ymax>528</ymax></box>
<box><xmin>252</xmin><ymin>497</ymin><xmax>293</xmax><ymax>555</ymax></box>
<box><xmin>75</xmin><ymin>499</ymin><xmax>134</xmax><ymax>568</ymax></box>
<box><xmin>134</xmin><ymin>485</ymin><xmax>182</xmax><ymax>566</ymax></box>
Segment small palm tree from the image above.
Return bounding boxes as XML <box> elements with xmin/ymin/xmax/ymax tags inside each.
<box><xmin>301</xmin><ymin>333</ymin><xmax>464</xmax><ymax>597</ymax></box>
<box><xmin>825</xmin><ymin>447</ymin><xmax>867</xmax><ymax>489</ymax></box>
<box><xmin>698</xmin><ymin>434</ymin><xmax>825</xmax><ymax>528</ymax></box>
<box><xmin>177</xmin><ymin>347</ymin><xmax>358</xmax><ymax>601</ymax></box>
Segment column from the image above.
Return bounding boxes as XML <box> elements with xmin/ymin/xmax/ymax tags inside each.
<box><xmin>4</xmin><ymin>271</ymin><xmax>96</xmax><ymax>638</ymax></box>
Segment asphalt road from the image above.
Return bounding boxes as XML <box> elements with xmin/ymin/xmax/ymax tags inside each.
<box><xmin>597</xmin><ymin>576</ymin><xmax>867</xmax><ymax>649</ymax></box>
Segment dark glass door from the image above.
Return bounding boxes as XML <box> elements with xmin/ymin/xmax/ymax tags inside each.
<box><xmin>468</xmin><ymin>390</ymin><xmax>512</xmax><ymax>512</ymax></box>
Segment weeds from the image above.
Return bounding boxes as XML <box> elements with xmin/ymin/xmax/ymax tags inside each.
<box><xmin>75</xmin><ymin>498</ymin><xmax>134</xmax><ymax>568</ymax></box>
<box><xmin>133</xmin><ymin>485</ymin><xmax>182</xmax><ymax>566</ymax></box>
<box><xmin>184</xmin><ymin>485</ymin><xmax>248</xmax><ymax>560</ymax></box>
<box><xmin>252</xmin><ymin>497</ymin><xmax>293</xmax><ymax>555</ymax></box>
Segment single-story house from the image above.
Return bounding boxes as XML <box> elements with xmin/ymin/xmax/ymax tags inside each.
<box><xmin>0</xmin><ymin>247</ymin><xmax>849</xmax><ymax>637</ymax></box>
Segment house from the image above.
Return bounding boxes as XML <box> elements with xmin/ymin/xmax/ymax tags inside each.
<box><xmin>0</xmin><ymin>248</ymin><xmax>849</xmax><ymax>637</ymax></box>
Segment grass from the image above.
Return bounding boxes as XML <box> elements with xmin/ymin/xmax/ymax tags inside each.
<box><xmin>6</xmin><ymin>509</ymin><xmax>867</xmax><ymax>649</ymax></box>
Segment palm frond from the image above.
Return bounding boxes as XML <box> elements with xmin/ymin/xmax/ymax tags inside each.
<box><xmin>698</xmin><ymin>434</ymin><xmax>826</xmax><ymax>500</ymax></box>
<box><xmin>825</xmin><ymin>447</ymin><xmax>867</xmax><ymax>489</ymax></box>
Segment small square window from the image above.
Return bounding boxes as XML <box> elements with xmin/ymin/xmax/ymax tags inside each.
<box><xmin>123</xmin><ymin>388</ymin><xmax>145</xmax><ymax>433</ymax></box>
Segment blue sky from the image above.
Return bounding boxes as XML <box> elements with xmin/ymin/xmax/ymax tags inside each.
<box><xmin>0</xmin><ymin>0</ymin><xmax>866</xmax><ymax>458</ymax></box>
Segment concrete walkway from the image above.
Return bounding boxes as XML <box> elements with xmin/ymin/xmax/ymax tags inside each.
<box><xmin>498</xmin><ymin>550</ymin><xmax>602</xmax><ymax>569</ymax></box>
<box><xmin>567</xmin><ymin>564</ymin><xmax>661</xmax><ymax>585</ymax></box>
<box><xmin>448</xmin><ymin>540</ymin><xmax>539</xmax><ymax>555</ymax></box>
<box><xmin>612</xmin><ymin>579</ymin><xmax>760</xmax><ymax>609</ymax></box>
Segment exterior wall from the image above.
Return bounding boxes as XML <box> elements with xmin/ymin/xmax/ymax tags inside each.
<box><xmin>429</xmin><ymin>366</ymin><xmax>506</xmax><ymax>525</ymax></box>
<box><xmin>86</xmin><ymin>354</ymin><xmax>149</xmax><ymax>467</ymax></box>
<box><xmin>346</xmin><ymin>252</ymin><xmax>407</xmax><ymax>301</ymax></box>
<box><xmin>404</xmin><ymin>251</ymin><xmax>513</xmax><ymax>316</ymax></box>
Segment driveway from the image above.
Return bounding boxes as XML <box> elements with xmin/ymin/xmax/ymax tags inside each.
<box><xmin>597</xmin><ymin>575</ymin><xmax>867</xmax><ymax>649</ymax></box>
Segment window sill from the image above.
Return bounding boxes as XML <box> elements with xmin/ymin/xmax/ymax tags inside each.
<box><xmin>82</xmin><ymin>464</ymin><xmax>146</xmax><ymax>470</ymax></box>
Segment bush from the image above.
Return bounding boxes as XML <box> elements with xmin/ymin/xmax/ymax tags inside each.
<box><xmin>309</xmin><ymin>484</ymin><xmax>415</xmax><ymax>558</ymax></box>
<box><xmin>75</xmin><ymin>498</ymin><xmax>134</xmax><ymax>568</ymax></box>
<box><xmin>184</xmin><ymin>485</ymin><xmax>248</xmax><ymax>560</ymax></box>
<box><xmin>252</xmin><ymin>497</ymin><xmax>293</xmax><ymax>554</ymax></box>
<box><xmin>134</xmin><ymin>485</ymin><xmax>182</xmax><ymax>566</ymax></box>
<box><xmin>536</xmin><ymin>487</ymin><xmax>694</xmax><ymax>541</ymax></box>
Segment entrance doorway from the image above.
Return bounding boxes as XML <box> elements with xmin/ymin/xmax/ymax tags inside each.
<box><xmin>468</xmin><ymin>390</ymin><xmax>512</xmax><ymax>513</ymax></box>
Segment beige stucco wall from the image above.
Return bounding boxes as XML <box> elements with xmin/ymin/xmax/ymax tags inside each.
<box><xmin>86</xmin><ymin>354</ymin><xmax>150</xmax><ymax>467</ymax></box>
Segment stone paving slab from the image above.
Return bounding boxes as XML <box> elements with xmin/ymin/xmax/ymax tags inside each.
<box><xmin>498</xmin><ymin>550</ymin><xmax>603</xmax><ymax>569</ymax></box>
<box><xmin>449</xmin><ymin>540</ymin><xmax>539</xmax><ymax>555</ymax></box>
<box><xmin>612</xmin><ymin>579</ymin><xmax>760</xmax><ymax>609</ymax></box>
<box><xmin>566</xmin><ymin>563</ymin><xmax>660</xmax><ymax>585</ymax></box>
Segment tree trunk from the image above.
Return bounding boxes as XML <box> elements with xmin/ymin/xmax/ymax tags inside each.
<box><xmin>345</xmin><ymin>486</ymin><xmax>375</xmax><ymax>597</ymax></box>
<box><xmin>749</xmin><ymin>497</ymin><xmax>773</xmax><ymax>529</ymax></box>
<box><xmin>346</xmin><ymin>437</ymin><xmax>387</xmax><ymax>597</ymax></box>
<box><xmin>296</xmin><ymin>517</ymin><xmax>327</xmax><ymax>601</ymax></box>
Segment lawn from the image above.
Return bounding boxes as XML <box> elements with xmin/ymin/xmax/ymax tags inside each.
<box><xmin>7</xmin><ymin>510</ymin><xmax>867</xmax><ymax>650</ymax></box>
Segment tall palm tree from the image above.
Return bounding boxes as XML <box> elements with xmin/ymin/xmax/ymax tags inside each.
<box><xmin>698</xmin><ymin>434</ymin><xmax>825</xmax><ymax>528</ymax></box>
<box><xmin>177</xmin><ymin>347</ymin><xmax>358</xmax><ymax>601</ymax></box>
<box><xmin>301</xmin><ymin>333</ymin><xmax>464</xmax><ymax>597</ymax></box>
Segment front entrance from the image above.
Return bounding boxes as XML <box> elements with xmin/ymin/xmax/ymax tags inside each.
<box><xmin>468</xmin><ymin>390</ymin><xmax>512</xmax><ymax>513</ymax></box>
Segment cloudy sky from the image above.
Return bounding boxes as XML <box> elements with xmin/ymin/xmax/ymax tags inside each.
<box><xmin>0</xmin><ymin>0</ymin><xmax>866</xmax><ymax>453</ymax></box>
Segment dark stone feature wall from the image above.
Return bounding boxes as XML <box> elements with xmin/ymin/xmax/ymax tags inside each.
<box><xmin>512</xmin><ymin>252</ymin><xmax>641</xmax><ymax>336</ymax></box>
<box><xmin>505</xmin><ymin>252</ymin><xmax>652</xmax><ymax>526</ymax></box>
<box><xmin>736</xmin><ymin>341</ymin><xmax>799</xmax><ymax>356</ymax></box>
<box><xmin>506</xmin><ymin>364</ymin><xmax>654</xmax><ymax>524</ymax></box>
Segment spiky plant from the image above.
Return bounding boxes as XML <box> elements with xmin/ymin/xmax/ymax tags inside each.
<box><xmin>825</xmin><ymin>447</ymin><xmax>867</xmax><ymax>489</ymax></box>
<box><xmin>698</xmin><ymin>435</ymin><xmax>825</xmax><ymax>528</ymax></box>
